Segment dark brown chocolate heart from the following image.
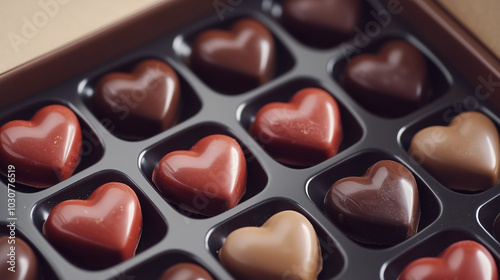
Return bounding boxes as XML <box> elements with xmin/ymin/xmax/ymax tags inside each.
<box><xmin>324</xmin><ymin>160</ymin><xmax>420</xmax><ymax>245</ymax></box>
<box><xmin>342</xmin><ymin>40</ymin><xmax>428</xmax><ymax>117</ymax></box>
<box><xmin>93</xmin><ymin>59</ymin><xmax>180</xmax><ymax>140</ymax></box>
<box><xmin>281</xmin><ymin>0</ymin><xmax>361</xmax><ymax>48</ymax></box>
<box><xmin>190</xmin><ymin>18</ymin><xmax>275</xmax><ymax>94</ymax></box>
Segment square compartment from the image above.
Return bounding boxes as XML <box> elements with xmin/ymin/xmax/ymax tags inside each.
<box><xmin>31</xmin><ymin>170</ymin><xmax>167</xmax><ymax>270</ymax></box>
<box><xmin>139</xmin><ymin>122</ymin><xmax>268</xmax><ymax>219</ymax></box>
<box><xmin>306</xmin><ymin>150</ymin><xmax>441</xmax><ymax>249</ymax></box>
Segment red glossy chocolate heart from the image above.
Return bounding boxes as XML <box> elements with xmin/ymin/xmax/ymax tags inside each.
<box><xmin>282</xmin><ymin>0</ymin><xmax>361</xmax><ymax>47</ymax></box>
<box><xmin>0</xmin><ymin>104</ymin><xmax>82</xmax><ymax>188</ymax></box>
<box><xmin>43</xmin><ymin>182</ymin><xmax>142</xmax><ymax>269</ymax></box>
<box><xmin>0</xmin><ymin>237</ymin><xmax>38</xmax><ymax>280</ymax></box>
<box><xmin>93</xmin><ymin>59</ymin><xmax>180</xmax><ymax>139</ymax></box>
<box><xmin>219</xmin><ymin>210</ymin><xmax>322</xmax><ymax>280</ymax></box>
<box><xmin>152</xmin><ymin>134</ymin><xmax>246</xmax><ymax>216</ymax></box>
<box><xmin>324</xmin><ymin>160</ymin><xmax>420</xmax><ymax>245</ymax></box>
<box><xmin>409</xmin><ymin>111</ymin><xmax>500</xmax><ymax>191</ymax></box>
<box><xmin>249</xmin><ymin>87</ymin><xmax>342</xmax><ymax>166</ymax></box>
<box><xmin>399</xmin><ymin>240</ymin><xmax>498</xmax><ymax>280</ymax></box>
<box><xmin>158</xmin><ymin>263</ymin><xmax>213</xmax><ymax>280</ymax></box>
<box><xmin>190</xmin><ymin>18</ymin><xmax>275</xmax><ymax>94</ymax></box>
<box><xmin>342</xmin><ymin>40</ymin><xmax>428</xmax><ymax>117</ymax></box>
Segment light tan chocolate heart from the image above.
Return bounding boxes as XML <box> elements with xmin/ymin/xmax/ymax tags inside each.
<box><xmin>408</xmin><ymin>111</ymin><xmax>500</xmax><ymax>191</ymax></box>
<box><xmin>218</xmin><ymin>210</ymin><xmax>322</xmax><ymax>280</ymax></box>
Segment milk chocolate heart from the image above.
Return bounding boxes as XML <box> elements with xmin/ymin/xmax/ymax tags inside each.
<box><xmin>219</xmin><ymin>210</ymin><xmax>322</xmax><ymax>280</ymax></box>
<box><xmin>43</xmin><ymin>182</ymin><xmax>142</xmax><ymax>269</ymax></box>
<box><xmin>0</xmin><ymin>236</ymin><xmax>38</xmax><ymax>280</ymax></box>
<box><xmin>408</xmin><ymin>111</ymin><xmax>500</xmax><ymax>191</ymax></box>
<box><xmin>342</xmin><ymin>40</ymin><xmax>428</xmax><ymax>117</ymax></box>
<box><xmin>324</xmin><ymin>160</ymin><xmax>420</xmax><ymax>245</ymax></box>
<box><xmin>158</xmin><ymin>263</ymin><xmax>213</xmax><ymax>280</ymax></box>
<box><xmin>93</xmin><ymin>59</ymin><xmax>180</xmax><ymax>140</ymax></box>
<box><xmin>0</xmin><ymin>104</ymin><xmax>82</xmax><ymax>188</ymax></box>
<box><xmin>249</xmin><ymin>87</ymin><xmax>342</xmax><ymax>166</ymax></box>
<box><xmin>152</xmin><ymin>134</ymin><xmax>246</xmax><ymax>216</ymax></box>
<box><xmin>190</xmin><ymin>18</ymin><xmax>275</xmax><ymax>94</ymax></box>
<box><xmin>281</xmin><ymin>0</ymin><xmax>361</xmax><ymax>47</ymax></box>
<box><xmin>399</xmin><ymin>240</ymin><xmax>498</xmax><ymax>280</ymax></box>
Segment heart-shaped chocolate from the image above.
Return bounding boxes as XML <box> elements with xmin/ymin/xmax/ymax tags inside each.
<box><xmin>342</xmin><ymin>40</ymin><xmax>428</xmax><ymax>117</ymax></box>
<box><xmin>0</xmin><ymin>237</ymin><xmax>38</xmax><ymax>280</ymax></box>
<box><xmin>152</xmin><ymin>134</ymin><xmax>246</xmax><ymax>216</ymax></box>
<box><xmin>219</xmin><ymin>210</ymin><xmax>322</xmax><ymax>280</ymax></box>
<box><xmin>93</xmin><ymin>59</ymin><xmax>180</xmax><ymax>140</ymax></box>
<box><xmin>249</xmin><ymin>87</ymin><xmax>343</xmax><ymax>166</ymax></box>
<box><xmin>408</xmin><ymin>111</ymin><xmax>500</xmax><ymax>191</ymax></box>
<box><xmin>158</xmin><ymin>263</ymin><xmax>213</xmax><ymax>280</ymax></box>
<box><xmin>0</xmin><ymin>104</ymin><xmax>82</xmax><ymax>188</ymax></box>
<box><xmin>43</xmin><ymin>182</ymin><xmax>142</xmax><ymax>269</ymax></box>
<box><xmin>324</xmin><ymin>160</ymin><xmax>420</xmax><ymax>245</ymax></box>
<box><xmin>399</xmin><ymin>240</ymin><xmax>498</xmax><ymax>280</ymax></box>
<box><xmin>189</xmin><ymin>18</ymin><xmax>275</xmax><ymax>94</ymax></box>
<box><xmin>281</xmin><ymin>0</ymin><xmax>361</xmax><ymax>47</ymax></box>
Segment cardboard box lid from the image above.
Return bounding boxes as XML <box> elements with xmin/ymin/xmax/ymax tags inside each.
<box><xmin>0</xmin><ymin>0</ymin><xmax>164</xmax><ymax>75</ymax></box>
<box><xmin>438</xmin><ymin>0</ymin><xmax>500</xmax><ymax>60</ymax></box>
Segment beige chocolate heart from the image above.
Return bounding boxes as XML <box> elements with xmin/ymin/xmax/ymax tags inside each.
<box><xmin>219</xmin><ymin>210</ymin><xmax>322</xmax><ymax>280</ymax></box>
<box><xmin>408</xmin><ymin>111</ymin><xmax>500</xmax><ymax>191</ymax></box>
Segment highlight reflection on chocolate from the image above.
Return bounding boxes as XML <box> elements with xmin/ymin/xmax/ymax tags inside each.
<box><xmin>218</xmin><ymin>210</ymin><xmax>322</xmax><ymax>280</ymax></box>
<box><xmin>189</xmin><ymin>18</ymin><xmax>276</xmax><ymax>94</ymax></box>
<box><xmin>399</xmin><ymin>240</ymin><xmax>498</xmax><ymax>280</ymax></box>
<box><xmin>93</xmin><ymin>59</ymin><xmax>181</xmax><ymax>140</ymax></box>
<box><xmin>324</xmin><ymin>160</ymin><xmax>420</xmax><ymax>245</ymax></box>
<box><xmin>0</xmin><ymin>104</ymin><xmax>82</xmax><ymax>188</ymax></box>
<box><xmin>42</xmin><ymin>182</ymin><xmax>142</xmax><ymax>269</ymax></box>
<box><xmin>342</xmin><ymin>40</ymin><xmax>428</xmax><ymax>117</ymax></box>
<box><xmin>0</xmin><ymin>236</ymin><xmax>38</xmax><ymax>280</ymax></box>
<box><xmin>409</xmin><ymin>111</ymin><xmax>500</xmax><ymax>192</ymax></box>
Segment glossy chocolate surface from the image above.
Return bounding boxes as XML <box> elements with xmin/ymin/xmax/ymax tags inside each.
<box><xmin>249</xmin><ymin>87</ymin><xmax>342</xmax><ymax>166</ymax></box>
<box><xmin>399</xmin><ymin>240</ymin><xmax>498</xmax><ymax>280</ymax></box>
<box><xmin>43</xmin><ymin>182</ymin><xmax>142</xmax><ymax>269</ymax></box>
<box><xmin>0</xmin><ymin>236</ymin><xmax>38</xmax><ymax>280</ymax></box>
<box><xmin>190</xmin><ymin>18</ymin><xmax>275</xmax><ymax>94</ymax></box>
<box><xmin>158</xmin><ymin>263</ymin><xmax>213</xmax><ymax>280</ymax></box>
<box><xmin>342</xmin><ymin>40</ymin><xmax>428</xmax><ymax>117</ymax></box>
<box><xmin>281</xmin><ymin>0</ymin><xmax>361</xmax><ymax>48</ymax></box>
<box><xmin>152</xmin><ymin>134</ymin><xmax>247</xmax><ymax>216</ymax></box>
<box><xmin>0</xmin><ymin>104</ymin><xmax>82</xmax><ymax>188</ymax></box>
<box><xmin>324</xmin><ymin>160</ymin><xmax>420</xmax><ymax>245</ymax></box>
<box><xmin>409</xmin><ymin>111</ymin><xmax>500</xmax><ymax>191</ymax></box>
<box><xmin>219</xmin><ymin>210</ymin><xmax>322</xmax><ymax>280</ymax></box>
<box><xmin>93</xmin><ymin>59</ymin><xmax>180</xmax><ymax>140</ymax></box>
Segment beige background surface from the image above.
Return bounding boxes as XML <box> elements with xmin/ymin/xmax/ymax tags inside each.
<box><xmin>0</xmin><ymin>0</ymin><xmax>499</xmax><ymax>75</ymax></box>
<box><xmin>0</xmin><ymin>0</ymin><xmax>163</xmax><ymax>75</ymax></box>
<box><xmin>437</xmin><ymin>0</ymin><xmax>500</xmax><ymax>59</ymax></box>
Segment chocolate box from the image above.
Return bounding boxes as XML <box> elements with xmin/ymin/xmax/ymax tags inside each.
<box><xmin>1</xmin><ymin>0</ymin><xmax>500</xmax><ymax>279</ymax></box>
